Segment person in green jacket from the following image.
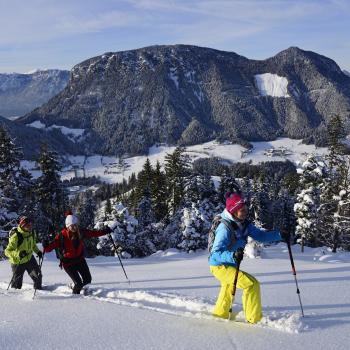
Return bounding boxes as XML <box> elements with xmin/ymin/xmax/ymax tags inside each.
<box><xmin>5</xmin><ymin>216</ymin><xmax>43</xmax><ymax>290</ymax></box>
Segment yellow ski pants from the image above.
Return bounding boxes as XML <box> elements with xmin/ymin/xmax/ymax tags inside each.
<box><xmin>210</xmin><ymin>265</ymin><xmax>262</xmax><ymax>323</ymax></box>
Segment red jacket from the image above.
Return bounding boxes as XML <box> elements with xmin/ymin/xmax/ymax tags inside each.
<box><xmin>44</xmin><ymin>227</ymin><xmax>108</xmax><ymax>267</ymax></box>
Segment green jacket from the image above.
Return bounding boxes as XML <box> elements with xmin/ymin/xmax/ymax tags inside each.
<box><xmin>5</xmin><ymin>225</ymin><xmax>40</xmax><ymax>265</ymax></box>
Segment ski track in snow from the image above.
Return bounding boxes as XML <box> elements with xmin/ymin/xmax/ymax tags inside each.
<box><xmin>0</xmin><ymin>282</ymin><xmax>305</xmax><ymax>334</ymax></box>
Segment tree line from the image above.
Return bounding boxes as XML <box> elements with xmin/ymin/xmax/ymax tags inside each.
<box><xmin>1</xmin><ymin>115</ymin><xmax>349</xmax><ymax>259</ymax></box>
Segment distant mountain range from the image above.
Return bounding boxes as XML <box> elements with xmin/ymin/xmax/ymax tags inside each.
<box><xmin>2</xmin><ymin>45</ymin><xmax>350</xmax><ymax>158</ymax></box>
<box><xmin>0</xmin><ymin>69</ymin><xmax>69</xmax><ymax>118</ymax></box>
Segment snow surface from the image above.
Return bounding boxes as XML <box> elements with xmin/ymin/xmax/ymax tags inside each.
<box><xmin>1</xmin><ymin>244</ymin><xmax>349</xmax><ymax>350</ymax></box>
<box><xmin>255</xmin><ymin>73</ymin><xmax>290</xmax><ymax>97</ymax></box>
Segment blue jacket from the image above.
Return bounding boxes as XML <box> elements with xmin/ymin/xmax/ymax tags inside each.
<box><xmin>209</xmin><ymin>209</ymin><xmax>282</xmax><ymax>267</ymax></box>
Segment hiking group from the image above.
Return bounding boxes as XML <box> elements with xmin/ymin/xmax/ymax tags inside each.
<box><xmin>4</xmin><ymin>192</ymin><xmax>291</xmax><ymax>324</ymax></box>
<box><xmin>5</xmin><ymin>212</ymin><xmax>112</xmax><ymax>295</ymax></box>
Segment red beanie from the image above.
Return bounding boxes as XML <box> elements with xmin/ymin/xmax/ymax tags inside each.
<box><xmin>226</xmin><ymin>193</ymin><xmax>246</xmax><ymax>214</ymax></box>
<box><xmin>19</xmin><ymin>216</ymin><xmax>33</xmax><ymax>226</ymax></box>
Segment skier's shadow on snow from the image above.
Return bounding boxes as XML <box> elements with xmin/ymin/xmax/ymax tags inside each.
<box><xmin>96</xmin><ymin>274</ymin><xmax>213</xmax><ymax>286</ymax></box>
<box><xmin>260</xmin><ymin>275</ymin><xmax>348</xmax><ymax>285</ymax></box>
<box><xmin>255</xmin><ymin>265</ymin><xmax>350</xmax><ymax>277</ymax></box>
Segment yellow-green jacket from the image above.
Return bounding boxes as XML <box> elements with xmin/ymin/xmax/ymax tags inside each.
<box><xmin>5</xmin><ymin>226</ymin><xmax>40</xmax><ymax>265</ymax></box>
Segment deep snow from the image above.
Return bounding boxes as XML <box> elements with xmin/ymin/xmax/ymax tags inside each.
<box><xmin>1</xmin><ymin>244</ymin><xmax>349</xmax><ymax>350</ymax></box>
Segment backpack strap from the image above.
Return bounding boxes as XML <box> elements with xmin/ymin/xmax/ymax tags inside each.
<box><xmin>9</xmin><ymin>228</ymin><xmax>24</xmax><ymax>248</ymax></box>
<box><xmin>220</xmin><ymin>219</ymin><xmax>238</xmax><ymax>250</ymax></box>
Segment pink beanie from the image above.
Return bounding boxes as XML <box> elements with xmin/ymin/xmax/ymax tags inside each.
<box><xmin>226</xmin><ymin>193</ymin><xmax>246</xmax><ymax>214</ymax></box>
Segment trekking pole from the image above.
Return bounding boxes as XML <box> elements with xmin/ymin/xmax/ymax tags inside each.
<box><xmin>33</xmin><ymin>252</ymin><xmax>45</xmax><ymax>300</ymax></box>
<box><xmin>108</xmin><ymin>233</ymin><xmax>130</xmax><ymax>284</ymax></box>
<box><xmin>228</xmin><ymin>248</ymin><xmax>244</xmax><ymax>320</ymax></box>
<box><xmin>286</xmin><ymin>239</ymin><xmax>304</xmax><ymax>317</ymax></box>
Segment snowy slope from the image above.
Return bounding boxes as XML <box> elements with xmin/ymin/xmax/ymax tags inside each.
<box><xmin>255</xmin><ymin>73</ymin><xmax>290</xmax><ymax>97</ymax></box>
<box><xmin>1</xmin><ymin>244</ymin><xmax>349</xmax><ymax>350</ymax></box>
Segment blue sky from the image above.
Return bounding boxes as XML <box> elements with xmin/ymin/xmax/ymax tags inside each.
<box><xmin>1</xmin><ymin>0</ymin><xmax>349</xmax><ymax>73</ymax></box>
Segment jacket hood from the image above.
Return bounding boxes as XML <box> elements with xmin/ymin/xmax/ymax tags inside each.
<box><xmin>17</xmin><ymin>225</ymin><xmax>34</xmax><ymax>237</ymax></box>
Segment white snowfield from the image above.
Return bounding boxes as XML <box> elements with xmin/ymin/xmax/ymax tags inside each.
<box><xmin>1</xmin><ymin>244</ymin><xmax>349</xmax><ymax>350</ymax></box>
<box><xmin>255</xmin><ymin>73</ymin><xmax>290</xmax><ymax>97</ymax></box>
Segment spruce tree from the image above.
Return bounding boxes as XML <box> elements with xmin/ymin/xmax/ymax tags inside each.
<box><xmin>250</xmin><ymin>177</ymin><xmax>271</xmax><ymax>229</ymax></box>
<box><xmin>35</xmin><ymin>145</ymin><xmax>67</xmax><ymax>240</ymax></box>
<box><xmin>0</xmin><ymin>126</ymin><xmax>35</xmax><ymax>255</ymax></box>
<box><xmin>0</xmin><ymin>126</ymin><xmax>25</xmax><ymax>216</ymax></box>
<box><xmin>294</xmin><ymin>156</ymin><xmax>325</xmax><ymax>251</ymax></box>
<box><xmin>318</xmin><ymin>115</ymin><xmax>349</xmax><ymax>252</ymax></box>
<box><xmin>164</xmin><ymin>147</ymin><xmax>190</xmax><ymax>214</ymax></box>
<box><xmin>217</xmin><ymin>167</ymin><xmax>241</xmax><ymax>203</ymax></box>
<box><xmin>151</xmin><ymin>161</ymin><xmax>168</xmax><ymax>221</ymax></box>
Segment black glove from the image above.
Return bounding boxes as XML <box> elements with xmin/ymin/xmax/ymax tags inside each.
<box><xmin>233</xmin><ymin>248</ymin><xmax>244</xmax><ymax>263</ymax></box>
<box><xmin>104</xmin><ymin>226</ymin><xmax>113</xmax><ymax>234</ymax></box>
<box><xmin>280</xmin><ymin>229</ymin><xmax>291</xmax><ymax>243</ymax></box>
<box><xmin>42</xmin><ymin>239</ymin><xmax>50</xmax><ymax>248</ymax></box>
<box><xmin>37</xmin><ymin>251</ymin><xmax>43</xmax><ymax>259</ymax></box>
<box><xmin>19</xmin><ymin>250</ymin><xmax>28</xmax><ymax>259</ymax></box>
<box><xmin>111</xmin><ymin>244</ymin><xmax>123</xmax><ymax>254</ymax></box>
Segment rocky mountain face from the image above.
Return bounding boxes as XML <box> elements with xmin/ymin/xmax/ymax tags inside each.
<box><xmin>0</xmin><ymin>70</ymin><xmax>69</xmax><ymax>118</ymax></box>
<box><xmin>18</xmin><ymin>45</ymin><xmax>350</xmax><ymax>157</ymax></box>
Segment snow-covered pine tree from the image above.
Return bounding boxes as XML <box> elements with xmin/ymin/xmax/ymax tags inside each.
<box><xmin>134</xmin><ymin>191</ymin><xmax>158</xmax><ymax>256</ymax></box>
<box><xmin>177</xmin><ymin>174</ymin><xmax>217</xmax><ymax>252</ymax></box>
<box><xmin>294</xmin><ymin>156</ymin><xmax>325</xmax><ymax>251</ymax></box>
<box><xmin>164</xmin><ymin>147</ymin><xmax>190</xmax><ymax>215</ymax></box>
<box><xmin>217</xmin><ymin>167</ymin><xmax>241</xmax><ymax>202</ymax></box>
<box><xmin>97</xmin><ymin>202</ymin><xmax>138</xmax><ymax>257</ymax></box>
<box><xmin>151</xmin><ymin>161</ymin><xmax>168</xmax><ymax>221</ymax></box>
<box><xmin>105</xmin><ymin>197</ymin><xmax>112</xmax><ymax>219</ymax></box>
<box><xmin>334</xmin><ymin>188</ymin><xmax>350</xmax><ymax>251</ymax></box>
<box><xmin>178</xmin><ymin>204</ymin><xmax>204</xmax><ymax>252</ymax></box>
<box><xmin>135</xmin><ymin>158</ymin><xmax>153</xmax><ymax>204</ymax></box>
<box><xmin>272</xmin><ymin>188</ymin><xmax>295</xmax><ymax>236</ymax></box>
<box><xmin>250</xmin><ymin>177</ymin><xmax>271</xmax><ymax>229</ymax></box>
<box><xmin>74</xmin><ymin>190</ymin><xmax>98</xmax><ymax>256</ymax></box>
<box><xmin>318</xmin><ymin>115</ymin><xmax>350</xmax><ymax>252</ymax></box>
<box><xmin>0</xmin><ymin>126</ymin><xmax>35</xmax><ymax>255</ymax></box>
<box><xmin>35</xmin><ymin>145</ymin><xmax>67</xmax><ymax>240</ymax></box>
<box><xmin>0</xmin><ymin>126</ymin><xmax>25</xmax><ymax>217</ymax></box>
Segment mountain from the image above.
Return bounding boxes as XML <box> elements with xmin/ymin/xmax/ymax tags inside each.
<box><xmin>18</xmin><ymin>45</ymin><xmax>350</xmax><ymax>157</ymax></box>
<box><xmin>344</xmin><ymin>70</ymin><xmax>350</xmax><ymax>77</ymax></box>
<box><xmin>0</xmin><ymin>115</ymin><xmax>83</xmax><ymax>159</ymax></box>
<box><xmin>0</xmin><ymin>69</ymin><xmax>69</xmax><ymax>118</ymax></box>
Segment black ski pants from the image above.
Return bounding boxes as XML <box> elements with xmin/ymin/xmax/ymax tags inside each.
<box><xmin>64</xmin><ymin>258</ymin><xmax>92</xmax><ymax>294</ymax></box>
<box><xmin>11</xmin><ymin>255</ymin><xmax>42</xmax><ymax>289</ymax></box>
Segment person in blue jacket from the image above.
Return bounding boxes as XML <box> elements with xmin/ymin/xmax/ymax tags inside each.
<box><xmin>209</xmin><ymin>192</ymin><xmax>283</xmax><ymax>324</ymax></box>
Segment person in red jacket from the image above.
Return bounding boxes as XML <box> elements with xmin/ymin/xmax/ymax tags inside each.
<box><xmin>43</xmin><ymin>213</ymin><xmax>112</xmax><ymax>294</ymax></box>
